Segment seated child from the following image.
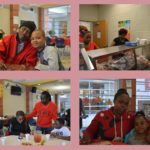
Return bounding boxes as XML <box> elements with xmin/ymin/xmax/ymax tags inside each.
<box><xmin>51</xmin><ymin>118</ymin><xmax>71</xmax><ymax>140</ymax></box>
<box><xmin>31</xmin><ymin>30</ymin><xmax>59</xmax><ymax>70</ymax></box>
<box><xmin>125</xmin><ymin>111</ymin><xmax>149</xmax><ymax>145</ymax></box>
<box><xmin>9</xmin><ymin>111</ymin><xmax>30</xmax><ymax>136</ymax></box>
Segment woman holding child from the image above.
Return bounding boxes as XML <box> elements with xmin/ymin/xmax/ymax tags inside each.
<box><xmin>81</xmin><ymin>88</ymin><xmax>150</xmax><ymax>144</ymax></box>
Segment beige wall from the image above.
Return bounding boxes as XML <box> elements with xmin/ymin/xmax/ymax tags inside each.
<box><xmin>98</xmin><ymin>4</ymin><xmax>150</xmax><ymax>45</ymax></box>
<box><xmin>3</xmin><ymin>81</ymin><xmax>26</xmax><ymax>116</ymax></box>
<box><xmin>80</xmin><ymin>5</ymin><xmax>99</xmax><ymax>22</ymax></box>
<box><xmin>0</xmin><ymin>6</ymin><xmax>10</xmax><ymax>35</ymax></box>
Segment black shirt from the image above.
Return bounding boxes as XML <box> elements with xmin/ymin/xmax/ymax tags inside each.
<box><xmin>9</xmin><ymin>117</ymin><xmax>30</xmax><ymax>135</ymax></box>
<box><xmin>113</xmin><ymin>37</ymin><xmax>129</xmax><ymax>46</ymax></box>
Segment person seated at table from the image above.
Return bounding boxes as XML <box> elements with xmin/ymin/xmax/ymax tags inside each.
<box><xmin>81</xmin><ymin>88</ymin><xmax>135</xmax><ymax>144</ymax></box>
<box><xmin>111</xmin><ymin>28</ymin><xmax>129</xmax><ymax>46</ymax></box>
<box><xmin>51</xmin><ymin>118</ymin><xmax>71</xmax><ymax>141</ymax></box>
<box><xmin>9</xmin><ymin>111</ymin><xmax>30</xmax><ymax>136</ymax></box>
<box><xmin>125</xmin><ymin>111</ymin><xmax>150</xmax><ymax>145</ymax></box>
<box><xmin>83</xmin><ymin>31</ymin><xmax>99</xmax><ymax>51</ymax></box>
<box><xmin>31</xmin><ymin>30</ymin><xmax>59</xmax><ymax>70</ymax></box>
<box><xmin>0</xmin><ymin>29</ymin><xmax>5</xmax><ymax>40</ymax></box>
<box><xmin>0</xmin><ymin>21</ymin><xmax>37</xmax><ymax>70</ymax></box>
<box><xmin>26</xmin><ymin>91</ymin><xmax>58</xmax><ymax>134</ymax></box>
<box><xmin>79</xmin><ymin>25</ymin><xmax>88</xmax><ymax>43</ymax></box>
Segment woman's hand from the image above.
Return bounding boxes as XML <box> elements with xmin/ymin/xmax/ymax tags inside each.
<box><xmin>0</xmin><ymin>62</ymin><xmax>7</xmax><ymax>70</ymax></box>
<box><xmin>80</xmin><ymin>135</ymin><xmax>92</xmax><ymax>144</ymax></box>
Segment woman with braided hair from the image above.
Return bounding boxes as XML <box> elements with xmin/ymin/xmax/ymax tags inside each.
<box><xmin>81</xmin><ymin>88</ymin><xmax>135</xmax><ymax>144</ymax></box>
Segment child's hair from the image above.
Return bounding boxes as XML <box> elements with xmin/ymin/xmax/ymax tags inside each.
<box><xmin>114</xmin><ymin>88</ymin><xmax>129</xmax><ymax>102</ymax></box>
<box><xmin>57</xmin><ymin>118</ymin><xmax>65</xmax><ymax>125</ymax></box>
<box><xmin>135</xmin><ymin>111</ymin><xmax>147</xmax><ymax>120</ymax></box>
<box><xmin>33</xmin><ymin>30</ymin><xmax>45</xmax><ymax>38</ymax></box>
<box><xmin>16</xmin><ymin>110</ymin><xmax>25</xmax><ymax>117</ymax></box>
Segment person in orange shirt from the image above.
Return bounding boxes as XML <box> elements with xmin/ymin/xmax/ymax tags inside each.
<box><xmin>26</xmin><ymin>91</ymin><xmax>57</xmax><ymax>134</ymax></box>
<box><xmin>79</xmin><ymin>25</ymin><xmax>88</xmax><ymax>43</ymax></box>
<box><xmin>83</xmin><ymin>31</ymin><xmax>99</xmax><ymax>51</ymax></box>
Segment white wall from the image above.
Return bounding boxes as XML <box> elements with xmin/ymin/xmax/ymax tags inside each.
<box><xmin>0</xmin><ymin>6</ymin><xmax>10</xmax><ymax>35</ymax></box>
<box><xmin>3</xmin><ymin>81</ymin><xmax>26</xmax><ymax>116</ymax></box>
<box><xmin>98</xmin><ymin>4</ymin><xmax>150</xmax><ymax>45</ymax></box>
<box><xmin>19</xmin><ymin>7</ymin><xmax>39</xmax><ymax>28</ymax></box>
<box><xmin>80</xmin><ymin>5</ymin><xmax>99</xmax><ymax>22</ymax></box>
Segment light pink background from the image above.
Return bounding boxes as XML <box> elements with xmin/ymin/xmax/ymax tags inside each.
<box><xmin>0</xmin><ymin>0</ymin><xmax>150</xmax><ymax>150</ymax></box>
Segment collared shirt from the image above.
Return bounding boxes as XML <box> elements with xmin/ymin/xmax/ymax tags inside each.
<box><xmin>37</xmin><ymin>47</ymin><xmax>48</xmax><ymax>65</ymax></box>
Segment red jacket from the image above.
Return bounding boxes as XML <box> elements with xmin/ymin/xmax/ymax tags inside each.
<box><xmin>0</xmin><ymin>34</ymin><xmax>37</xmax><ymax>66</ymax></box>
<box><xmin>27</xmin><ymin>101</ymin><xmax>57</xmax><ymax>128</ymax></box>
<box><xmin>84</xmin><ymin>107</ymin><xmax>134</xmax><ymax>140</ymax></box>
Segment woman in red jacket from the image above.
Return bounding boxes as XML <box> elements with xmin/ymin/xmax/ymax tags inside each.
<box><xmin>81</xmin><ymin>88</ymin><xmax>135</xmax><ymax>144</ymax></box>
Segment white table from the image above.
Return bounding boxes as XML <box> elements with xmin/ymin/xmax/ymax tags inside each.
<box><xmin>0</xmin><ymin>135</ymin><xmax>70</xmax><ymax>146</ymax></box>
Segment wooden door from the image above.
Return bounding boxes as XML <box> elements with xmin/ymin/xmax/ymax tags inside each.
<box><xmin>93</xmin><ymin>20</ymin><xmax>108</xmax><ymax>48</ymax></box>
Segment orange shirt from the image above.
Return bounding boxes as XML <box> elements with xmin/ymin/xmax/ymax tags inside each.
<box><xmin>85</xmin><ymin>41</ymin><xmax>99</xmax><ymax>51</ymax></box>
<box><xmin>27</xmin><ymin>101</ymin><xmax>57</xmax><ymax>128</ymax></box>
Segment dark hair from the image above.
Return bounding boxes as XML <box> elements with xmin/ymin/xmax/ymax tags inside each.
<box><xmin>57</xmin><ymin>118</ymin><xmax>65</xmax><ymax>125</ymax></box>
<box><xmin>119</xmin><ymin>28</ymin><xmax>128</xmax><ymax>36</ymax></box>
<box><xmin>114</xmin><ymin>88</ymin><xmax>129</xmax><ymax>103</ymax></box>
<box><xmin>20</xmin><ymin>21</ymin><xmax>36</xmax><ymax>34</ymax></box>
<box><xmin>135</xmin><ymin>111</ymin><xmax>145</xmax><ymax>117</ymax></box>
<box><xmin>135</xmin><ymin>111</ymin><xmax>148</xmax><ymax>123</ymax></box>
<box><xmin>16</xmin><ymin>110</ymin><xmax>25</xmax><ymax>117</ymax></box>
<box><xmin>41</xmin><ymin>91</ymin><xmax>51</xmax><ymax>101</ymax></box>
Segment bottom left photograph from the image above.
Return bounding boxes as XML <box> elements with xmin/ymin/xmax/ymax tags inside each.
<box><xmin>0</xmin><ymin>79</ymin><xmax>70</xmax><ymax>146</ymax></box>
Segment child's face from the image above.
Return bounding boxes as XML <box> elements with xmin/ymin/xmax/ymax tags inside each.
<box><xmin>31</xmin><ymin>31</ymin><xmax>45</xmax><ymax>49</ymax></box>
<box><xmin>54</xmin><ymin>121</ymin><xmax>61</xmax><ymax>129</ymax></box>
<box><xmin>17</xmin><ymin>116</ymin><xmax>24</xmax><ymax>124</ymax></box>
<box><xmin>135</xmin><ymin>116</ymin><xmax>148</xmax><ymax>134</ymax></box>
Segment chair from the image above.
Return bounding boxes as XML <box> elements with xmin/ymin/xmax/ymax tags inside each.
<box><xmin>45</xmin><ymin>37</ymin><xmax>55</xmax><ymax>46</ymax></box>
<box><xmin>55</xmin><ymin>38</ymin><xmax>65</xmax><ymax>55</ymax></box>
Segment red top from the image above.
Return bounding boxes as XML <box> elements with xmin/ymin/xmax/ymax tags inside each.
<box><xmin>0</xmin><ymin>34</ymin><xmax>37</xmax><ymax>66</ymax></box>
<box><xmin>27</xmin><ymin>101</ymin><xmax>57</xmax><ymax>128</ymax></box>
<box><xmin>79</xmin><ymin>36</ymin><xmax>84</xmax><ymax>43</ymax></box>
<box><xmin>85</xmin><ymin>41</ymin><xmax>99</xmax><ymax>51</ymax></box>
<box><xmin>83</xmin><ymin>107</ymin><xmax>134</xmax><ymax>140</ymax></box>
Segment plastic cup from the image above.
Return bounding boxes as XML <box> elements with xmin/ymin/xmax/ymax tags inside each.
<box><xmin>1</xmin><ymin>137</ymin><xmax>6</xmax><ymax>145</ymax></box>
<box><xmin>45</xmin><ymin>134</ymin><xmax>50</xmax><ymax>141</ymax></box>
<box><xmin>25</xmin><ymin>134</ymin><xmax>30</xmax><ymax>142</ymax></box>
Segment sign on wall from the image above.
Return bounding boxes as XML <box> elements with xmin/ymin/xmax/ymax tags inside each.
<box><xmin>118</xmin><ymin>20</ymin><xmax>131</xmax><ymax>40</ymax></box>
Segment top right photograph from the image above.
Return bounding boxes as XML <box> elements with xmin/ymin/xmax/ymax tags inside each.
<box><xmin>79</xmin><ymin>4</ymin><xmax>150</xmax><ymax>70</ymax></box>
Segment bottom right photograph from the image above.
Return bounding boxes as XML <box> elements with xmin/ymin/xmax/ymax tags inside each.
<box><xmin>79</xmin><ymin>79</ymin><xmax>150</xmax><ymax>145</ymax></box>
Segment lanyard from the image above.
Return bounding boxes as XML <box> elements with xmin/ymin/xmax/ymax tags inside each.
<box><xmin>114</xmin><ymin>115</ymin><xmax>123</xmax><ymax>142</ymax></box>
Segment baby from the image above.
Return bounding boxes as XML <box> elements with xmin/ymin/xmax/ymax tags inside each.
<box><xmin>31</xmin><ymin>30</ymin><xmax>59</xmax><ymax>70</ymax></box>
<box><xmin>125</xmin><ymin>111</ymin><xmax>149</xmax><ymax>145</ymax></box>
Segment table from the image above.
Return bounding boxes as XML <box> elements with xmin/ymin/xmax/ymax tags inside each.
<box><xmin>86</xmin><ymin>44</ymin><xmax>150</xmax><ymax>70</ymax></box>
<box><xmin>0</xmin><ymin>135</ymin><xmax>70</xmax><ymax>146</ymax></box>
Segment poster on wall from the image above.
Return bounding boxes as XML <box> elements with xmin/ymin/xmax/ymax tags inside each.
<box><xmin>118</xmin><ymin>20</ymin><xmax>131</xmax><ymax>40</ymax></box>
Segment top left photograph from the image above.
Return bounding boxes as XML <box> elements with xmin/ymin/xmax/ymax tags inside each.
<box><xmin>0</xmin><ymin>4</ymin><xmax>71</xmax><ymax>71</ymax></box>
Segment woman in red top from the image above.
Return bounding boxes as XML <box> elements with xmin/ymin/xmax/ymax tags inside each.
<box><xmin>26</xmin><ymin>91</ymin><xmax>57</xmax><ymax>134</ymax></box>
<box><xmin>79</xmin><ymin>25</ymin><xmax>88</xmax><ymax>43</ymax></box>
<box><xmin>83</xmin><ymin>31</ymin><xmax>99</xmax><ymax>51</ymax></box>
<box><xmin>81</xmin><ymin>89</ymin><xmax>135</xmax><ymax>144</ymax></box>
